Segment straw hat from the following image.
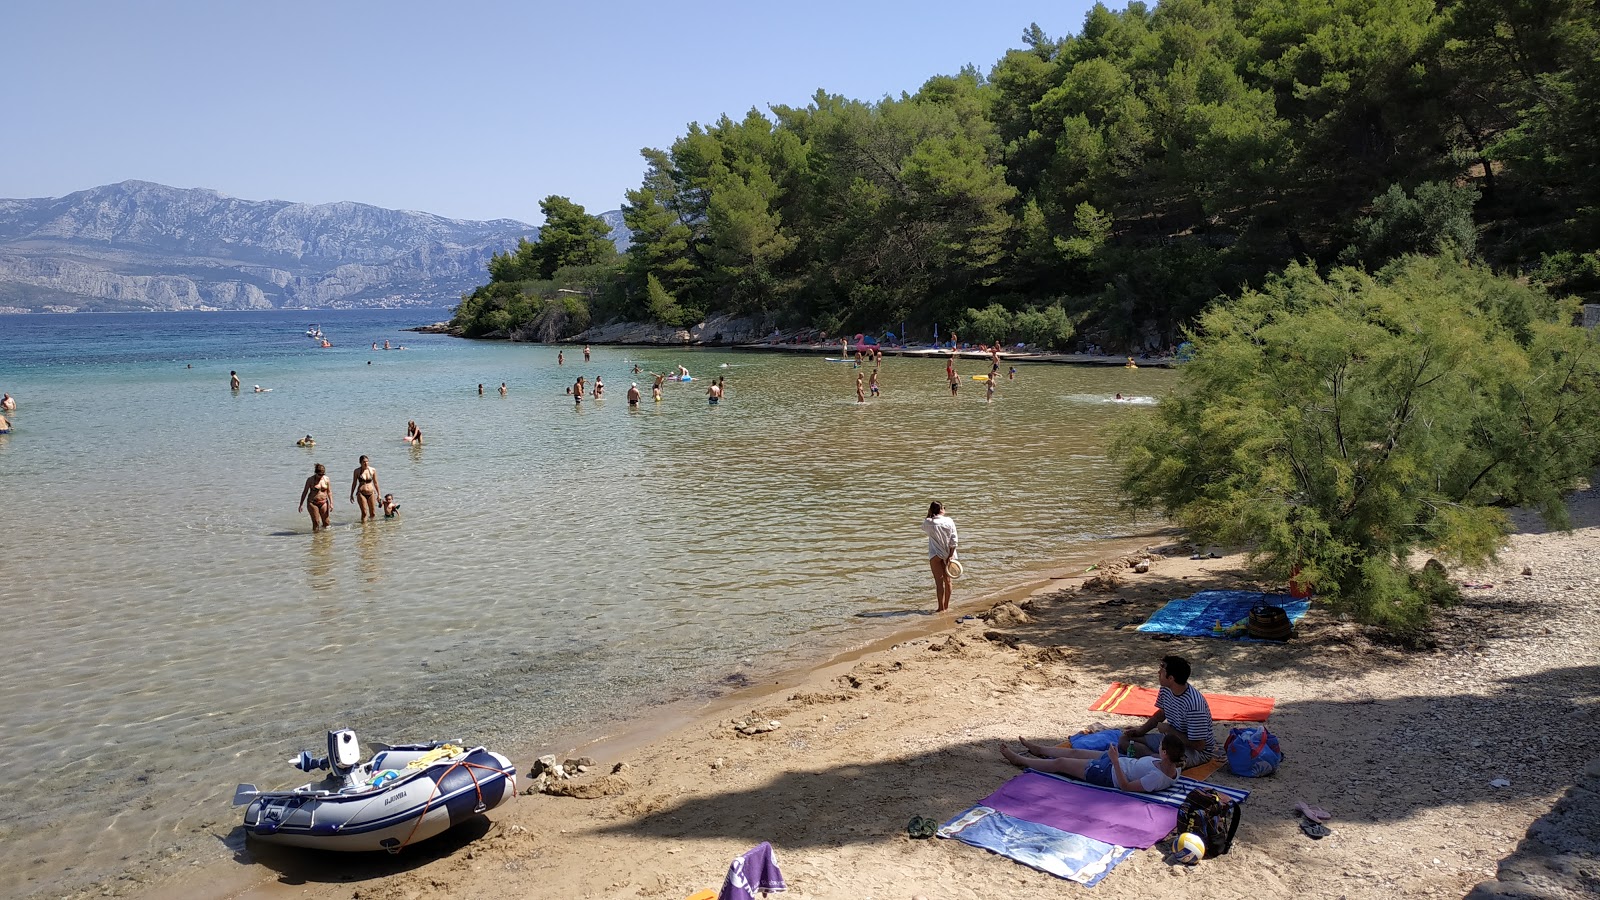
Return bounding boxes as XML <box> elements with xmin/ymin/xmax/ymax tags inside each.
<box><xmin>947</xmin><ymin>558</ymin><xmax>964</xmax><ymax>579</ymax></box>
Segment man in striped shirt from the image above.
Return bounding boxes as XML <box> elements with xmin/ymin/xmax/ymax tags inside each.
<box><xmin>1119</xmin><ymin>655</ymin><xmax>1217</xmax><ymax>766</ymax></box>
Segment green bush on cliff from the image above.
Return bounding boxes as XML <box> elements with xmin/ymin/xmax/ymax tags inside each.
<box><xmin>1115</xmin><ymin>254</ymin><xmax>1600</xmax><ymax>633</ymax></box>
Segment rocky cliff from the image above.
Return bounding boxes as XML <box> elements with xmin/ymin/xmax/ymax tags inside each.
<box><xmin>0</xmin><ymin>181</ymin><xmax>627</xmax><ymax>312</ymax></box>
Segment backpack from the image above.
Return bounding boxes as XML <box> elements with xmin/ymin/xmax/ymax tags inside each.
<box><xmin>1246</xmin><ymin>604</ymin><xmax>1293</xmax><ymax>641</ymax></box>
<box><xmin>1173</xmin><ymin>787</ymin><xmax>1241</xmax><ymax>858</ymax></box>
<box><xmin>1224</xmin><ymin>726</ymin><xmax>1283</xmax><ymax>777</ymax></box>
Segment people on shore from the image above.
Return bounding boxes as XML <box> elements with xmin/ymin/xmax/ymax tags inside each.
<box><xmin>382</xmin><ymin>493</ymin><xmax>400</xmax><ymax>518</ymax></box>
<box><xmin>297</xmin><ymin>435</ymin><xmax>315</xmax><ymax>447</ymax></box>
<box><xmin>350</xmin><ymin>455</ymin><xmax>381</xmax><ymax>521</ymax></box>
<box><xmin>627</xmin><ymin>382</ymin><xmax>641</xmax><ymax>406</ymax></box>
<box><xmin>230</xmin><ymin>371</ymin><xmax>240</xmax><ymax>391</ymax></box>
<box><xmin>1118</xmin><ymin>655</ymin><xmax>1217</xmax><ymax>765</ymax></box>
<box><xmin>921</xmin><ymin>502</ymin><xmax>958</xmax><ymax>613</ymax></box>
<box><xmin>298</xmin><ymin>463</ymin><xmax>333</xmax><ymax>532</ymax></box>
<box><xmin>999</xmin><ymin>734</ymin><xmax>1185</xmax><ymax>793</ymax></box>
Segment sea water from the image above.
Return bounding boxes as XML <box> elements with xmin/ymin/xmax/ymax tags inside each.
<box><xmin>0</xmin><ymin>309</ymin><xmax>1175</xmax><ymax>897</ymax></box>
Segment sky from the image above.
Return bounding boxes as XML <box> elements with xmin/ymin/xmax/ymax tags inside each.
<box><xmin>2</xmin><ymin>0</ymin><xmax>1102</xmax><ymax>224</ymax></box>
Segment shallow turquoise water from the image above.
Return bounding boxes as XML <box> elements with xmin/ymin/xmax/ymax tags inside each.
<box><xmin>0</xmin><ymin>309</ymin><xmax>1174</xmax><ymax>897</ymax></box>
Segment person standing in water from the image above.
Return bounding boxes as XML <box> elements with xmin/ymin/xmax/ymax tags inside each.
<box><xmin>869</xmin><ymin>370</ymin><xmax>880</xmax><ymax>398</ymax></box>
<box><xmin>594</xmin><ymin>376</ymin><xmax>605</xmax><ymax>399</ymax></box>
<box><xmin>986</xmin><ymin>374</ymin><xmax>996</xmax><ymax>403</ymax></box>
<box><xmin>707</xmin><ymin>379</ymin><xmax>722</xmax><ymax>405</ymax></box>
<box><xmin>583</xmin><ymin>345</ymin><xmax>591</xmax><ymax>362</ymax></box>
<box><xmin>946</xmin><ymin>354</ymin><xmax>959</xmax><ymax>396</ymax></box>
<box><xmin>558</xmin><ymin>350</ymin><xmax>565</xmax><ymax>365</ymax></box>
<box><xmin>573</xmin><ymin>377</ymin><xmax>584</xmax><ymax>406</ymax></box>
<box><xmin>627</xmin><ymin>382</ymin><xmax>642</xmax><ymax>406</ymax></box>
<box><xmin>921</xmin><ymin>502</ymin><xmax>958</xmax><ymax>613</ymax></box>
<box><xmin>856</xmin><ymin>371</ymin><xmax>866</xmax><ymax>404</ymax></box>
<box><xmin>350</xmin><ymin>455</ymin><xmax>381</xmax><ymax>522</ymax></box>
<box><xmin>298</xmin><ymin>463</ymin><xmax>333</xmax><ymax>532</ymax></box>
<box><xmin>1</xmin><ymin>392</ymin><xmax>15</xmax><ymax>411</ymax></box>
<box><xmin>230</xmin><ymin>371</ymin><xmax>240</xmax><ymax>391</ymax></box>
<box><xmin>499</xmin><ymin>382</ymin><xmax>508</xmax><ymax>396</ymax></box>
<box><xmin>478</xmin><ymin>383</ymin><xmax>485</xmax><ymax>396</ymax></box>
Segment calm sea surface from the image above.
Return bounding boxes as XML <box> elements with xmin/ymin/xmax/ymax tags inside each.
<box><xmin>0</xmin><ymin>309</ymin><xmax>1174</xmax><ymax>897</ymax></box>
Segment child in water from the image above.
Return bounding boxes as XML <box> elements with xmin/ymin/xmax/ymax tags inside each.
<box><xmin>382</xmin><ymin>494</ymin><xmax>400</xmax><ymax>518</ymax></box>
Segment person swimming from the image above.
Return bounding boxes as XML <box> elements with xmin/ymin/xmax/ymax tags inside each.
<box><xmin>297</xmin><ymin>435</ymin><xmax>315</xmax><ymax>447</ymax></box>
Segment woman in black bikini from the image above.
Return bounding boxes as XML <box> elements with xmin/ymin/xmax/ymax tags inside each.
<box><xmin>298</xmin><ymin>463</ymin><xmax>332</xmax><ymax>532</ymax></box>
<box><xmin>350</xmin><ymin>455</ymin><xmax>381</xmax><ymax>521</ymax></box>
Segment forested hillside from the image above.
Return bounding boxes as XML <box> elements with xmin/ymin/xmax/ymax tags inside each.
<box><xmin>453</xmin><ymin>0</ymin><xmax>1600</xmax><ymax>348</ymax></box>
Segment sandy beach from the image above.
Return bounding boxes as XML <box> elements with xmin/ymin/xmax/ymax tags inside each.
<box><xmin>136</xmin><ymin>486</ymin><xmax>1600</xmax><ymax>900</ymax></box>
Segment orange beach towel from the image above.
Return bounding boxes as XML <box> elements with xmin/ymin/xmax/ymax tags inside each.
<box><xmin>1089</xmin><ymin>682</ymin><xmax>1275</xmax><ymax>722</ymax></box>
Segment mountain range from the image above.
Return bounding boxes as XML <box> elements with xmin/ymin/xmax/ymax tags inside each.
<box><xmin>0</xmin><ymin>181</ymin><xmax>627</xmax><ymax>313</ymax></box>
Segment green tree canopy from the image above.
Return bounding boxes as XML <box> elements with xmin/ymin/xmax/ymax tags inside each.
<box><xmin>1115</xmin><ymin>255</ymin><xmax>1600</xmax><ymax>631</ymax></box>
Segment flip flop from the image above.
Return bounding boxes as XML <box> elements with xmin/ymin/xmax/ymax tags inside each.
<box><xmin>1294</xmin><ymin>802</ymin><xmax>1331</xmax><ymax>823</ymax></box>
<box><xmin>908</xmin><ymin>815</ymin><xmax>937</xmax><ymax>839</ymax></box>
<box><xmin>1300</xmin><ymin>820</ymin><xmax>1331</xmax><ymax>839</ymax></box>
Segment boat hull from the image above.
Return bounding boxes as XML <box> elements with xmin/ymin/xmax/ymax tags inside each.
<box><xmin>242</xmin><ymin>746</ymin><xmax>516</xmax><ymax>852</ymax></box>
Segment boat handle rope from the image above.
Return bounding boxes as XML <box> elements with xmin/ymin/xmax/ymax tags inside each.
<box><xmin>396</xmin><ymin>758</ymin><xmax>515</xmax><ymax>851</ymax></box>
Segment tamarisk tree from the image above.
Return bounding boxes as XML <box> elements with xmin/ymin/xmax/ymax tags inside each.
<box><xmin>1115</xmin><ymin>255</ymin><xmax>1600</xmax><ymax>631</ymax></box>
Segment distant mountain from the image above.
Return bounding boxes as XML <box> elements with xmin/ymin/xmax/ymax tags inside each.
<box><xmin>0</xmin><ymin>181</ymin><xmax>628</xmax><ymax>313</ymax></box>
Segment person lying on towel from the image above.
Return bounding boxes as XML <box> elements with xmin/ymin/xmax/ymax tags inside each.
<box><xmin>999</xmin><ymin>733</ymin><xmax>1185</xmax><ymax>793</ymax></box>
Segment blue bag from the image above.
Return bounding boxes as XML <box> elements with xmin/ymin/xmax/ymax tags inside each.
<box><xmin>1068</xmin><ymin>728</ymin><xmax>1123</xmax><ymax>752</ymax></box>
<box><xmin>1224</xmin><ymin>726</ymin><xmax>1282</xmax><ymax>777</ymax></box>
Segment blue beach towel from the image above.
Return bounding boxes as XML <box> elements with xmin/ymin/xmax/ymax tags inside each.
<box><xmin>1137</xmin><ymin>591</ymin><xmax>1310</xmax><ymax>640</ymax></box>
<box><xmin>938</xmin><ymin>806</ymin><xmax>1133</xmax><ymax>885</ymax></box>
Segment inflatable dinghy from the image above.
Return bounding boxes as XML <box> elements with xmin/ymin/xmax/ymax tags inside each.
<box><xmin>234</xmin><ymin>729</ymin><xmax>516</xmax><ymax>852</ymax></box>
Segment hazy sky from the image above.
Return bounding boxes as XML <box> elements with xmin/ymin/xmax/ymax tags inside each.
<box><xmin>3</xmin><ymin>1</ymin><xmax>1100</xmax><ymax>224</ymax></box>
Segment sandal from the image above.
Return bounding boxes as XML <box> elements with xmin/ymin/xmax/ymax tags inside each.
<box><xmin>1294</xmin><ymin>802</ymin><xmax>1331</xmax><ymax>823</ymax></box>
<box><xmin>908</xmin><ymin>815</ymin><xmax>938</xmax><ymax>839</ymax></box>
<box><xmin>1300</xmin><ymin>820</ymin><xmax>1331</xmax><ymax>839</ymax></box>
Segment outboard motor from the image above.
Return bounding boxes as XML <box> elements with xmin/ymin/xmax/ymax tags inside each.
<box><xmin>290</xmin><ymin>729</ymin><xmax>363</xmax><ymax>776</ymax></box>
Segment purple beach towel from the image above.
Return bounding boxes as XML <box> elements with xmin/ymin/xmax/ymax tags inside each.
<box><xmin>980</xmin><ymin>771</ymin><xmax>1179</xmax><ymax>849</ymax></box>
<box><xmin>719</xmin><ymin>841</ymin><xmax>786</xmax><ymax>900</ymax></box>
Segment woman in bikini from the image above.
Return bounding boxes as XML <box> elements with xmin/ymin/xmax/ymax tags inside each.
<box><xmin>298</xmin><ymin>463</ymin><xmax>333</xmax><ymax>532</ymax></box>
<box><xmin>350</xmin><ymin>455</ymin><xmax>381</xmax><ymax>521</ymax></box>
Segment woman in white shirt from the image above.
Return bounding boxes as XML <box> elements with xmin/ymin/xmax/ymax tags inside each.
<box><xmin>999</xmin><ymin>733</ymin><xmax>1184</xmax><ymax>793</ymax></box>
<box><xmin>920</xmin><ymin>502</ymin><xmax>958</xmax><ymax>613</ymax></box>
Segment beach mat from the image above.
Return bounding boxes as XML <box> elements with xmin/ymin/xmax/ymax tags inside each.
<box><xmin>1136</xmin><ymin>590</ymin><xmax>1310</xmax><ymax>640</ymax></box>
<box><xmin>978</xmin><ymin>771</ymin><xmax>1177</xmax><ymax>849</ymax></box>
<box><xmin>938</xmin><ymin>807</ymin><xmax>1133</xmax><ymax>885</ymax></box>
<box><xmin>1034</xmin><ymin>769</ymin><xmax>1251</xmax><ymax>810</ymax></box>
<box><xmin>1088</xmin><ymin>683</ymin><xmax>1276</xmax><ymax>722</ymax></box>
